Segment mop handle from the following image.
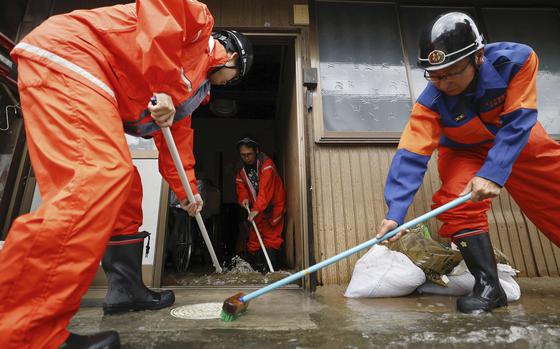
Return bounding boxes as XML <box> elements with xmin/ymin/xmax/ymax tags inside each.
<box><xmin>245</xmin><ymin>205</ymin><xmax>275</xmax><ymax>273</ymax></box>
<box><xmin>152</xmin><ymin>97</ymin><xmax>223</xmax><ymax>273</ymax></box>
<box><xmin>240</xmin><ymin>193</ymin><xmax>472</xmax><ymax>303</ymax></box>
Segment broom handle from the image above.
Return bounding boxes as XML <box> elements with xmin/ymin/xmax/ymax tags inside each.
<box><xmin>240</xmin><ymin>193</ymin><xmax>472</xmax><ymax>302</ymax></box>
<box><xmin>151</xmin><ymin>96</ymin><xmax>222</xmax><ymax>272</ymax></box>
<box><xmin>245</xmin><ymin>205</ymin><xmax>275</xmax><ymax>273</ymax></box>
<box><xmin>162</xmin><ymin>127</ymin><xmax>222</xmax><ymax>273</ymax></box>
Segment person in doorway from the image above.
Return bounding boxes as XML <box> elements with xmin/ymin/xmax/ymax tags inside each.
<box><xmin>376</xmin><ymin>12</ymin><xmax>560</xmax><ymax>314</ymax></box>
<box><xmin>0</xmin><ymin>1</ymin><xmax>253</xmax><ymax>348</ymax></box>
<box><xmin>235</xmin><ymin>136</ymin><xmax>286</xmax><ymax>272</ymax></box>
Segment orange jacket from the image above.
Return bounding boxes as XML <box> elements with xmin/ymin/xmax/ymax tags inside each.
<box><xmin>236</xmin><ymin>153</ymin><xmax>286</xmax><ymax>227</ymax></box>
<box><xmin>11</xmin><ymin>0</ymin><xmax>228</xmax><ymax>199</ymax></box>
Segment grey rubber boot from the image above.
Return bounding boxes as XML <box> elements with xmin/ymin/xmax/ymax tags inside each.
<box><xmin>454</xmin><ymin>230</ymin><xmax>507</xmax><ymax>313</ymax></box>
<box><xmin>102</xmin><ymin>232</ymin><xmax>175</xmax><ymax>315</ymax></box>
<box><xmin>59</xmin><ymin>331</ymin><xmax>120</xmax><ymax>349</ymax></box>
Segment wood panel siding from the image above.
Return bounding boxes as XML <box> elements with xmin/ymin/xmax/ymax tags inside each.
<box><xmin>205</xmin><ymin>0</ymin><xmax>307</xmax><ymax>28</ymax></box>
<box><xmin>308</xmin><ymin>144</ymin><xmax>560</xmax><ymax>284</ymax></box>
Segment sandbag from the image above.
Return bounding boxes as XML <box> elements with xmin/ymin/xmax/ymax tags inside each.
<box><xmin>416</xmin><ymin>262</ymin><xmax>521</xmax><ymax>302</ymax></box>
<box><xmin>388</xmin><ymin>225</ymin><xmax>462</xmax><ymax>286</ymax></box>
<box><xmin>388</xmin><ymin>225</ymin><xmax>511</xmax><ymax>286</ymax></box>
<box><xmin>344</xmin><ymin>245</ymin><xmax>426</xmax><ymax>298</ymax></box>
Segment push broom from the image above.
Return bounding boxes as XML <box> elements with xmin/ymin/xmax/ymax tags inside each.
<box><xmin>244</xmin><ymin>204</ymin><xmax>275</xmax><ymax>273</ymax></box>
<box><xmin>220</xmin><ymin>192</ymin><xmax>472</xmax><ymax>321</ymax></box>
<box><xmin>152</xmin><ymin>97</ymin><xmax>223</xmax><ymax>273</ymax></box>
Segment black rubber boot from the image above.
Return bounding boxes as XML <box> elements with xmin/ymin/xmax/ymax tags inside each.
<box><xmin>454</xmin><ymin>230</ymin><xmax>507</xmax><ymax>313</ymax></box>
<box><xmin>59</xmin><ymin>331</ymin><xmax>120</xmax><ymax>349</ymax></box>
<box><xmin>102</xmin><ymin>232</ymin><xmax>175</xmax><ymax>315</ymax></box>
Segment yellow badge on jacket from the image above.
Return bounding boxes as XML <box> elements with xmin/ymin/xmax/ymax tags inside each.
<box><xmin>454</xmin><ymin>114</ymin><xmax>465</xmax><ymax>122</ymax></box>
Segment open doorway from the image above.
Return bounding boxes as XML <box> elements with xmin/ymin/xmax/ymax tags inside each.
<box><xmin>160</xmin><ymin>35</ymin><xmax>307</xmax><ymax>287</ymax></box>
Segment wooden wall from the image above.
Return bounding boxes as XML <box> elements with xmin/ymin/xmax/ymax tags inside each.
<box><xmin>307</xmin><ymin>144</ymin><xmax>560</xmax><ymax>284</ymax></box>
<box><xmin>205</xmin><ymin>0</ymin><xmax>306</xmax><ymax>28</ymax></box>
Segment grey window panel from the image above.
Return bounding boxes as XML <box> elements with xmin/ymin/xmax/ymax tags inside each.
<box><xmin>317</xmin><ymin>1</ymin><xmax>411</xmax><ymax>133</ymax></box>
<box><xmin>482</xmin><ymin>8</ymin><xmax>560</xmax><ymax>137</ymax></box>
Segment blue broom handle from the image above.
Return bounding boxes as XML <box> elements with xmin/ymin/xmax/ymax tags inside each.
<box><xmin>241</xmin><ymin>193</ymin><xmax>472</xmax><ymax>303</ymax></box>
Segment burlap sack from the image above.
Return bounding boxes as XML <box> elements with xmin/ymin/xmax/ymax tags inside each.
<box><xmin>388</xmin><ymin>225</ymin><xmax>462</xmax><ymax>286</ymax></box>
<box><xmin>389</xmin><ymin>225</ymin><xmax>511</xmax><ymax>286</ymax></box>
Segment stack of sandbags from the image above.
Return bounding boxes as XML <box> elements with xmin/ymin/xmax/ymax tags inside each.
<box><xmin>345</xmin><ymin>224</ymin><xmax>521</xmax><ymax>301</ymax></box>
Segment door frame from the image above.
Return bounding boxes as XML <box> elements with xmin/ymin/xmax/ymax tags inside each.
<box><xmin>152</xmin><ymin>31</ymin><xmax>311</xmax><ymax>289</ymax></box>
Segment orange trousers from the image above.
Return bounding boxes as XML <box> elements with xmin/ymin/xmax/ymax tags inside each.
<box><xmin>0</xmin><ymin>60</ymin><xmax>144</xmax><ymax>349</ymax></box>
<box><xmin>247</xmin><ymin>215</ymin><xmax>284</xmax><ymax>253</ymax></box>
<box><xmin>433</xmin><ymin>122</ymin><xmax>560</xmax><ymax>247</ymax></box>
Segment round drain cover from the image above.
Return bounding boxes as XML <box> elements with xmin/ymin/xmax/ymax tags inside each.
<box><xmin>170</xmin><ymin>303</ymin><xmax>222</xmax><ymax>320</ymax></box>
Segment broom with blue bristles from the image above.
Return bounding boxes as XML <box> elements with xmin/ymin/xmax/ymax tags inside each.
<box><xmin>220</xmin><ymin>193</ymin><xmax>473</xmax><ymax>321</ymax></box>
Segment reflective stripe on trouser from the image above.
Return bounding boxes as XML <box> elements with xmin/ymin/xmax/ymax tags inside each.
<box><xmin>0</xmin><ymin>59</ymin><xmax>134</xmax><ymax>349</ymax></box>
<box><xmin>433</xmin><ymin>122</ymin><xmax>560</xmax><ymax>247</ymax></box>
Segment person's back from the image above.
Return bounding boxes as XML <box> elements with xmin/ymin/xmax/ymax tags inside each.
<box><xmin>12</xmin><ymin>1</ymin><xmax>224</xmax><ymax>121</ymax></box>
<box><xmin>0</xmin><ymin>2</ymin><xmax>255</xmax><ymax>348</ymax></box>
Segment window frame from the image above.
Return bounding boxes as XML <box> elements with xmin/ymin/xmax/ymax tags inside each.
<box><xmin>311</xmin><ymin>0</ymin><xmax>560</xmax><ymax>143</ymax></box>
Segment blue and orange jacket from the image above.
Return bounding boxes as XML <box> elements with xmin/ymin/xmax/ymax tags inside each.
<box><xmin>385</xmin><ymin>42</ymin><xmax>539</xmax><ymax>225</ymax></box>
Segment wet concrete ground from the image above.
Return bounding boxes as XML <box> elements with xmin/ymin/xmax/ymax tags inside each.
<box><xmin>74</xmin><ymin>277</ymin><xmax>560</xmax><ymax>349</ymax></box>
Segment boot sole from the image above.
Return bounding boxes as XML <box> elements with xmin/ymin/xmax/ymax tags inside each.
<box><xmin>103</xmin><ymin>300</ymin><xmax>176</xmax><ymax>315</ymax></box>
<box><xmin>457</xmin><ymin>296</ymin><xmax>508</xmax><ymax>313</ymax></box>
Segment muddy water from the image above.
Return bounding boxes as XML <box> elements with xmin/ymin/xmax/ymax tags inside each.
<box><xmin>163</xmin><ymin>256</ymin><xmax>297</xmax><ymax>287</ymax></box>
<box><xmin>305</xmin><ymin>280</ymin><xmax>560</xmax><ymax>349</ymax></box>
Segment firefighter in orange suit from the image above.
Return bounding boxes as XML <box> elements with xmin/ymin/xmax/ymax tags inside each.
<box><xmin>103</xmin><ymin>29</ymin><xmax>252</xmax><ymax>317</ymax></box>
<box><xmin>376</xmin><ymin>12</ymin><xmax>560</xmax><ymax>314</ymax></box>
<box><xmin>236</xmin><ymin>137</ymin><xmax>286</xmax><ymax>272</ymax></box>
<box><xmin>0</xmin><ymin>1</ymin><xmax>252</xmax><ymax>348</ymax></box>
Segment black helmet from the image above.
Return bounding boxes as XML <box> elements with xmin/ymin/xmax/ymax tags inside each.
<box><xmin>212</xmin><ymin>30</ymin><xmax>254</xmax><ymax>83</ymax></box>
<box><xmin>418</xmin><ymin>12</ymin><xmax>484</xmax><ymax>71</ymax></box>
<box><xmin>237</xmin><ymin>136</ymin><xmax>260</xmax><ymax>150</ymax></box>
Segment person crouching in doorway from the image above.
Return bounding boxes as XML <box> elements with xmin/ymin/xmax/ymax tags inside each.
<box><xmin>235</xmin><ymin>136</ymin><xmax>285</xmax><ymax>272</ymax></box>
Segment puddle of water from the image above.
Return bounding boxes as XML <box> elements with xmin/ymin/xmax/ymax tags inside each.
<box><xmin>163</xmin><ymin>255</ymin><xmax>295</xmax><ymax>287</ymax></box>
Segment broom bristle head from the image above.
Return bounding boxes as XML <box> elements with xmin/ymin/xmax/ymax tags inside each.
<box><xmin>220</xmin><ymin>292</ymin><xmax>248</xmax><ymax>322</ymax></box>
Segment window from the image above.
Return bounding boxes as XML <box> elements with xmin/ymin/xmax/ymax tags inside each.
<box><xmin>481</xmin><ymin>8</ymin><xmax>560</xmax><ymax>138</ymax></box>
<box><xmin>313</xmin><ymin>1</ymin><xmax>560</xmax><ymax>142</ymax></box>
<box><xmin>316</xmin><ymin>1</ymin><xmax>411</xmax><ymax>142</ymax></box>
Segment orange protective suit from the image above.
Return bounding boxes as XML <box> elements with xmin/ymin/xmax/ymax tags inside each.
<box><xmin>0</xmin><ymin>1</ymin><xmax>228</xmax><ymax>348</ymax></box>
<box><xmin>236</xmin><ymin>153</ymin><xmax>286</xmax><ymax>253</ymax></box>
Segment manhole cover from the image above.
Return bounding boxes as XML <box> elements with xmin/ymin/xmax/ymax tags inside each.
<box><xmin>170</xmin><ymin>303</ymin><xmax>222</xmax><ymax>320</ymax></box>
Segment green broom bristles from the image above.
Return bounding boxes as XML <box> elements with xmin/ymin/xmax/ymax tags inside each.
<box><xmin>220</xmin><ymin>309</ymin><xmax>245</xmax><ymax>322</ymax></box>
